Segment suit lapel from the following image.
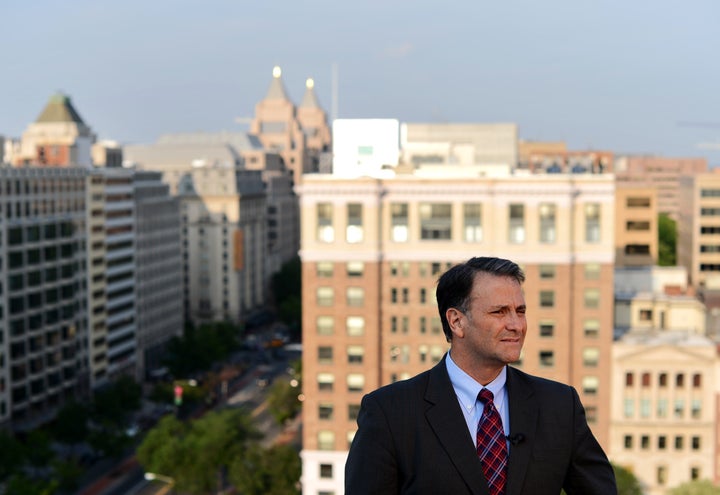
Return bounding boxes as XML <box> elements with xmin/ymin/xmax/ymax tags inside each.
<box><xmin>505</xmin><ymin>367</ymin><xmax>538</xmax><ymax>495</ymax></box>
<box><xmin>424</xmin><ymin>357</ymin><xmax>489</xmax><ymax>495</ymax></box>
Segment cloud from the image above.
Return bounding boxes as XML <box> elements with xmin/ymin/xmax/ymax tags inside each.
<box><xmin>381</xmin><ymin>42</ymin><xmax>414</xmax><ymax>59</ymax></box>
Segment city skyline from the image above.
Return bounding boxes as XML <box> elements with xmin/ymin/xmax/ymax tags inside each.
<box><xmin>3</xmin><ymin>0</ymin><xmax>719</xmax><ymax>166</ymax></box>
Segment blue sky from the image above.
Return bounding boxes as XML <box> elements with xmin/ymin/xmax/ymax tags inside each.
<box><xmin>3</xmin><ymin>1</ymin><xmax>719</xmax><ymax>165</ymax></box>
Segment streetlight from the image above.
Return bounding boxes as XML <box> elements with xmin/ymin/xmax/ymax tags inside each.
<box><xmin>144</xmin><ymin>472</ymin><xmax>175</xmax><ymax>495</ymax></box>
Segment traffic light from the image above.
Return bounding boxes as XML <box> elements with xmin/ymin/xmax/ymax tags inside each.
<box><xmin>174</xmin><ymin>384</ymin><xmax>183</xmax><ymax>406</ymax></box>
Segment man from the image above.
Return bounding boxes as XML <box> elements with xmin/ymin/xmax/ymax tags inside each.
<box><xmin>345</xmin><ymin>257</ymin><xmax>616</xmax><ymax>494</ymax></box>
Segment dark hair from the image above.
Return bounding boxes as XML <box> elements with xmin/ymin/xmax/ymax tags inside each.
<box><xmin>436</xmin><ymin>257</ymin><xmax>525</xmax><ymax>341</ymax></box>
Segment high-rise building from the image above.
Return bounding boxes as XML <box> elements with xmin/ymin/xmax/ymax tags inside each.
<box><xmin>0</xmin><ymin>167</ymin><xmax>90</xmax><ymax>430</ymax></box>
<box><xmin>615</xmin><ymin>185</ymin><xmax>658</xmax><ymax>267</ymax></box>
<box><xmin>616</xmin><ymin>156</ymin><xmax>708</xmax><ymax>221</ymax></box>
<box><xmin>297</xmin><ymin>163</ymin><xmax>616</xmax><ymax>494</ymax></box>
<box><xmin>132</xmin><ymin>171</ymin><xmax>183</xmax><ymax>380</ymax></box>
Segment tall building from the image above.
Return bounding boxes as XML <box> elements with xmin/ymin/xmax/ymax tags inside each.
<box><xmin>176</xmin><ymin>167</ymin><xmax>267</xmax><ymax>324</ymax></box>
<box><xmin>15</xmin><ymin>93</ymin><xmax>95</xmax><ymax>168</ymax></box>
<box><xmin>678</xmin><ymin>173</ymin><xmax>720</xmax><ymax>289</ymax></box>
<box><xmin>297</xmin><ymin>163</ymin><xmax>616</xmax><ymax>494</ymax></box>
<box><xmin>133</xmin><ymin>171</ymin><xmax>183</xmax><ymax>380</ymax></box>
<box><xmin>615</xmin><ymin>185</ymin><xmax>658</xmax><ymax>267</ymax></box>
<box><xmin>250</xmin><ymin>66</ymin><xmax>332</xmax><ymax>183</ymax></box>
<box><xmin>0</xmin><ymin>167</ymin><xmax>90</xmax><ymax>430</ymax></box>
<box><xmin>616</xmin><ymin>156</ymin><xmax>708</xmax><ymax>220</ymax></box>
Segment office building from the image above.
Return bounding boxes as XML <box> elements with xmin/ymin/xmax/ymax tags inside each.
<box><xmin>615</xmin><ymin>185</ymin><xmax>658</xmax><ymax>267</ymax></box>
<box><xmin>297</xmin><ymin>161</ymin><xmax>616</xmax><ymax>494</ymax></box>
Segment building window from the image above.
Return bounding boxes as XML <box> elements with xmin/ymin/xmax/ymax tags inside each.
<box><xmin>346</xmin><ymin>203</ymin><xmax>363</xmax><ymax>243</ymax></box>
<box><xmin>539</xmin><ymin>320</ymin><xmax>554</xmax><ymax>338</ymax></box>
<box><xmin>319</xmin><ymin>463</ymin><xmax>333</xmax><ymax>479</ymax></box>
<box><xmin>639</xmin><ymin>309</ymin><xmax>652</xmax><ymax>321</ymax></box>
<box><xmin>317</xmin><ymin>203</ymin><xmax>334</xmax><ymax>242</ymax></box>
<box><xmin>347</xmin><ymin>345</ymin><xmax>364</xmax><ymax>364</ymax></box>
<box><xmin>420</xmin><ymin>288</ymin><xmax>427</xmax><ymax>304</ymax></box>
<box><xmin>539</xmin><ymin>264</ymin><xmax>556</xmax><ymax>279</ymax></box>
<box><xmin>508</xmin><ymin>204</ymin><xmax>525</xmax><ymax>243</ymax></box>
<box><xmin>419</xmin><ymin>203</ymin><xmax>452</xmax><ymax>240</ymax></box>
<box><xmin>625</xmin><ymin>372</ymin><xmax>634</xmax><ymax>387</ymax></box>
<box><xmin>317</xmin><ymin>287</ymin><xmax>334</xmax><ymax>306</ymax></box>
<box><xmin>539</xmin><ymin>290</ymin><xmax>555</xmax><ymax>308</ymax></box>
<box><xmin>347</xmin><ymin>374</ymin><xmax>365</xmax><ymax>392</ymax></box>
<box><xmin>391</xmin><ymin>203</ymin><xmax>409</xmax><ymax>242</ymax></box>
<box><xmin>675</xmin><ymin>436</ymin><xmax>684</xmax><ymax>450</ymax></box>
<box><xmin>584</xmin><ymin>288</ymin><xmax>600</xmax><ymax>309</ymax></box>
<box><xmin>317</xmin><ymin>316</ymin><xmax>334</xmax><ymax>335</ymax></box>
<box><xmin>640</xmin><ymin>435</ymin><xmax>649</xmax><ymax>449</ymax></box>
<box><xmin>585</xmin><ymin>406</ymin><xmax>597</xmax><ymax>423</ymax></box>
<box><xmin>674</xmin><ymin>399</ymin><xmax>685</xmax><ymax>418</ymax></box>
<box><xmin>584</xmin><ymin>203</ymin><xmax>601</xmax><ymax>243</ymax></box>
<box><xmin>584</xmin><ymin>319</ymin><xmax>599</xmax><ymax>338</ymax></box>
<box><xmin>582</xmin><ymin>376</ymin><xmax>599</xmax><ymax>395</ymax></box>
<box><xmin>318</xmin><ymin>403</ymin><xmax>334</xmax><ymax>420</ymax></box>
<box><xmin>657</xmin><ymin>466</ymin><xmax>667</xmax><ymax>486</ymax></box>
<box><xmin>463</xmin><ymin>203</ymin><xmax>482</xmax><ymax>242</ymax></box>
<box><xmin>582</xmin><ymin>347</ymin><xmax>599</xmax><ymax>367</ymax></box>
<box><xmin>691</xmin><ymin>467</ymin><xmax>701</xmax><ymax>480</ymax></box>
<box><xmin>692</xmin><ymin>373</ymin><xmax>702</xmax><ymax>388</ymax></box>
<box><xmin>657</xmin><ymin>399</ymin><xmax>668</xmax><ymax>418</ymax></box>
<box><xmin>317</xmin><ymin>261</ymin><xmax>333</xmax><ymax>277</ymax></box>
<box><xmin>539</xmin><ymin>203</ymin><xmax>556</xmax><ymax>243</ymax></box>
<box><xmin>624</xmin><ymin>435</ymin><xmax>633</xmax><ymax>450</ymax></box>
<box><xmin>347</xmin><ymin>261</ymin><xmax>364</xmax><ymax>277</ymax></box>
<box><xmin>418</xmin><ymin>344</ymin><xmax>428</xmax><ymax>363</ymax></box>
<box><xmin>318</xmin><ymin>431</ymin><xmax>335</xmax><ymax>451</ymax></box>
<box><xmin>584</xmin><ymin>263</ymin><xmax>601</xmax><ymax>280</ymax></box>
<box><xmin>346</xmin><ymin>287</ymin><xmax>364</xmax><ymax>307</ymax></box>
<box><xmin>318</xmin><ymin>346</ymin><xmax>333</xmax><ymax>365</ymax></box>
<box><xmin>623</xmin><ymin>398</ymin><xmax>635</xmax><ymax>418</ymax></box>
<box><xmin>691</xmin><ymin>399</ymin><xmax>701</xmax><ymax>419</ymax></box>
<box><xmin>539</xmin><ymin>351</ymin><xmax>554</xmax><ymax>367</ymax></box>
<box><xmin>659</xmin><ymin>373</ymin><xmax>668</xmax><ymax>387</ymax></box>
<box><xmin>346</xmin><ymin>317</ymin><xmax>365</xmax><ymax>336</ymax></box>
<box><xmin>691</xmin><ymin>436</ymin><xmax>701</xmax><ymax>450</ymax></box>
<box><xmin>676</xmin><ymin>373</ymin><xmax>685</xmax><ymax>387</ymax></box>
<box><xmin>658</xmin><ymin>436</ymin><xmax>667</xmax><ymax>450</ymax></box>
<box><xmin>642</xmin><ymin>372</ymin><xmax>651</xmax><ymax>387</ymax></box>
<box><xmin>317</xmin><ymin>373</ymin><xmax>334</xmax><ymax>392</ymax></box>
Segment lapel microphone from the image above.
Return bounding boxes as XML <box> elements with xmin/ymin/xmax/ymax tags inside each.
<box><xmin>506</xmin><ymin>433</ymin><xmax>525</xmax><ymax>445</ymax></box>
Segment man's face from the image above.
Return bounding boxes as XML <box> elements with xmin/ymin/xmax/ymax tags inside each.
<box><xmin>457</xmin><ymin>272</ymin><xmax>527</xmax><ymax>368</ymax></box>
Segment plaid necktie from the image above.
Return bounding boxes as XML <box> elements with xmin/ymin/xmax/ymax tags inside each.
<box><xmin>477</xmin><ymin>389</ymin><xmax>508</xmax><ymax>495</ymax></box>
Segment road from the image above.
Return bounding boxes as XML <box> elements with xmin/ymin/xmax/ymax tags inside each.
<box><xmin>75</xmin><ymin>352</ymin><xmax>300</xmax><ymax>495</ymax></box>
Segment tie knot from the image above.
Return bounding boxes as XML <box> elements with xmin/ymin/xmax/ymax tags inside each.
<box><xmin>478</xmin><ymin>388</ymin><xmax>494</xmax><ymax>404</ymax></box>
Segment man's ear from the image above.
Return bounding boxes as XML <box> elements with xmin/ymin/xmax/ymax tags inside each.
<box><xmin>446</xmin><ymin>308</ymin><xmax>465</xmax><ymax>339</ymax></box>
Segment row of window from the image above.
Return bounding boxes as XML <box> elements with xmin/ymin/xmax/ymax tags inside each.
<box><xmin>625</xmin><ymin>372</ymin><xmax>703</xmax><ymax>388</ymax></box>
<box><xmin>316</xmin><ymin>201</ymin><xmax>603</xmax><ymax>244</ymax></box>
<box><xmin>623</xmin><ymin>397</ymin><xmax>703</xmax><ymax>419</ymax></box>
<box><xmin>623</xmin><ymin>433</ymin><xmax>702</xmax><ymax>451</ymax></box>
<box><xmin>317</xmin><ymin>345</ymin><xmax>447</xmax><ymax>366</ymax></box>
<box><xmin>315</xmin><ymin>286</ymin><xmax>603</xmax><ymax>309</ymax></box>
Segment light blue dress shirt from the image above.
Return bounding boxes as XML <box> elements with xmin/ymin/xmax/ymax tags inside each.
<box><xmin>446</xmin><ymin>351</ymin><xmax>510</xmax><ymax>449</ymax></box>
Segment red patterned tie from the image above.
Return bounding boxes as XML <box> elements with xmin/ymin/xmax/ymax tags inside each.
<box><xmin>477</xmin><ymin>389</ymin><xmax>508</xmax><ymax>495</ymax></box>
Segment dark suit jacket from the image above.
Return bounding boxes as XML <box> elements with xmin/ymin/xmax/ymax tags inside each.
<box><xmin>345</xmin><ymin>356</ymin><xmax>616</xmax><ymax>494</ymax></box>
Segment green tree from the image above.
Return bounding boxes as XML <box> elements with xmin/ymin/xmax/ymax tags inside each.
<box><xmin>0</xmin><ymin>431</ymin><xmax>25</xmax><ymax>482</ymax></box>
<box><xmin>669</xmin><ymin>480</ymin><xmax>720</xmax><ymax>495</ymax></box>
<box><xmin>229</xmin><ymin>443</ymin><xmax>301</xmax><ymax>495</ymax></box>
<box><xmin>267</xmin><ymin>378</ymin><xmax>302</xmax><ymax>426</ymax></box>
<box><xmin>23</xmin><ymin>430</ymin><xmax>54</xmax><ymax>468</ymax></box>
<box><xmin>4</xmin><ymin>474</ymin><xmax>58</xmax><ymax>495</ymax></box>
<box><xmin>658</xmin><ymin>213</ymin><xmax>677</xmax><ymax>266</ymax></box>
<box><xmin>271</xmin><ymin>257</ymin><xmax>301</xmax><ymax>329</ymax></box>
<box><xmin>92</xmin><ymin>375</ymin><xmax>142</xmax><ymax>426</ymax></box>
<box><xmin>163</xmin><ymin>322</ymin><xmax>242</xmax><ymax>378</ymax></box>
<box><xmin>613</xmin><ymin>463</ymin><xmax>643</xmax><ymax>495</ymax></box>
<box><xmin>137</xmin><ymin>408</ymin><xmax>262</xmax><ymax>495</ymax></box>
<box><xmin>51</xmin><ymin>400</ymin><xmax>89</xmax><ymax>448</ymax></box>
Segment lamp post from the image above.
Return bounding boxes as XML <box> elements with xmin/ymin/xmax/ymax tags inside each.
<box><xmin>144</xmin><ymin>472</ymin><xmax>175</xmax><ymax>495</ymax></box>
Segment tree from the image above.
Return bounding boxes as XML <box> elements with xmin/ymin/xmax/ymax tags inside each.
<box><xmin>271</xmin><ymin>257</ymin><xmax>302</xmax><ymax>330</ymax></box>
<box><xmin>669</xmin><ymin>480</ymin><xmax>720</xmax><ymax>495</ymax></box>
<box><xmin>658</xmin><ymin>213</ymin><xmax>677</xmax><ymax>266</ymax></box>
<box><xmin>51</xmin><ymin>400</ymin><xmax>89</xmax><ymax>448</ymax></box>
<box><xmin>613</xmin><ymin>463</ymin><xmax>643</xmax><ymax>495</ymax></box>
<box><xmin>267</xmin><ymin>378</ymin><xmax>302</xmax><ymax>426</ymax></box>
<box><xmin>137</xmin><ymin>408</ymin><xmax>262</xmax><ymax>495</ymax></box>
<box><xmin>0</xmin><ymin>431</ymin><xmax>25</xmax><ymax>482</ymax></box>
<box><xmin>229</xmin><ymin>443</ymin><xmax>301</xmax><ymax>495</ymax></box>
<box><xmin>163</xmin><ymin>322</ymin><xmax>242</xmax><ymax>378</ymax></box>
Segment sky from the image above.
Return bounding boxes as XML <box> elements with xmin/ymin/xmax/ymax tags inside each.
<box><xmin>3</xmin><ymin>0</ymin><xmax>719</xmax><ymax>166</ymax></box>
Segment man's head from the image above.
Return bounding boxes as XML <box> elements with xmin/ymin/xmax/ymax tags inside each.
<box><xmin>437</xmin><ymin>257</ymin><xmax>525</xmax><ymax>342</ymax></box>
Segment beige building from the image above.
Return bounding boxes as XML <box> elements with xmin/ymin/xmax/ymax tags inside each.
<box><xmin>615</xmin><ymin>185</ymin><xmax>658</xmax><ymax>267</ymax></box>
<box><xmin>298</xmin><ymin>167</ymin><xmax>616</xmax><ymax>495</ymax></box>
<box><xmin>518</xmin><ymin>140</ymin><xmax>613</xmax><ymax>174</ymax></box>
<box><xmin>678</xmin><ymin>173</ymin><xmax>720</xmax><ymax>289</ymax></box>
<box><xmin>611</xmin><ymin>332</ymin><xmax>718</xmax><ymax>494</ymax></box>
<box><xmin>616</xmin><ymin>156</ymin><xmax>708</xmax><ymax>220</ymax></box>
<box><xmin>250</xmin><ymin>67</ymin><xmax>331</xmax><ymax>183</ymax></box>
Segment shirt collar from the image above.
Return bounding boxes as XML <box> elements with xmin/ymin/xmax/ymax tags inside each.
<box><xmin>447</xmin><ymin>351</ymin><xmax>507</xmax><ymax>409</ymax></box>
